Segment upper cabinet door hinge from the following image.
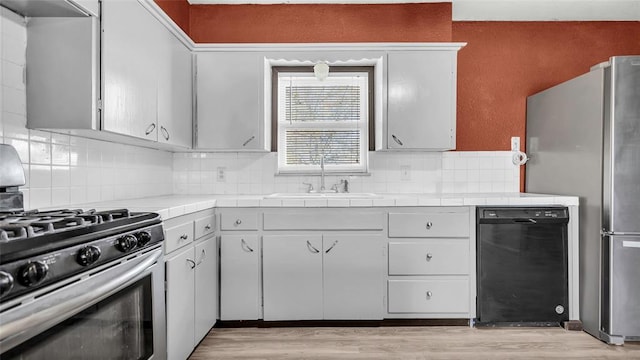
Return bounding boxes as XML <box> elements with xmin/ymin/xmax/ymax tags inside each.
<box><xmin>97</xmin><ymin>99</ymin><xmax>103</xmax><ymax>111</ymax></box>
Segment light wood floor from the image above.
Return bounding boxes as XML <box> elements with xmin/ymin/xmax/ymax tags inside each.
<box><xmin>189</xmin><ymin>326</ymin><xmax>640</xmax><ymax>359</ymax></box>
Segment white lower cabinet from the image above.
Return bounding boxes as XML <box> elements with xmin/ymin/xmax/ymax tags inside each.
<box><xmin>386</xmin><ymin>207</ymin><xmax>474</xmax><ymax>319</ymax></box>
<box><xmin>263</xmin><ymin>235</ymin><xmax>324</xmax><ymax>321</ymax></box>
<box><xmin>166</xmin><ymin>236</ymin><xmax>217</xmax><ymax>359</ymax></box>
<box><xmin>164</xmin><ymin>210</ymin><xmax>217</xmax><ymax>360</ymax></box>
<box><xmin>323</xmin><ymin>235</ymin><xmax>384</xmax><ymax>320</ymax></box>
<box><xmin>263</xmin><ymin>234</ymin><xmax>384</xmax><ymax>321</ymax></box>
<box><xmin>220</xmin><ymin>235</ymin><xmax>262</xmax><ymax>320</ymax></box>
<box><xmin>194</xmin><ymin>238</ymin><xmax>218</xmax><ymax>341</ymax></box>
<box><xmin>166</xmin><ymin>246</ymin><xmax>195</xmax><ymax>360</ymax></box>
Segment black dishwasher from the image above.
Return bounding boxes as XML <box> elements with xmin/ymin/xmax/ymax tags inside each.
<box><xmin>476</xmin><ymin>207</ymin><xmax>569</xmax><ymax>326</ymax></box>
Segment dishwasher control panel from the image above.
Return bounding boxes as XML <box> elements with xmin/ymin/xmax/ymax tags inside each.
<box><xmin>479</xmin><ymin>207</ymin><xmax>569</xmax><ymax>222</ymax></box>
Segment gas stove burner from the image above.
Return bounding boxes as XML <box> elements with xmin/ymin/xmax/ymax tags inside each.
<box><xmin>0</xmin><ymin>207</ymin><xmax>163</xmax><ymax>304</ymax></box>
<box><xmin>0</xmin><ymin>209</ymin><xmax>136</xmax><ymax>244</ymax></box>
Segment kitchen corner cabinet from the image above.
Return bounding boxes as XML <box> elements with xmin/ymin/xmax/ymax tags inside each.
<box><xmin>102</xmin><ymin>0</ymin><xmax>191</xmax><ymax>148</ymax></box>
<box><xmin>263</xmin><ymin>234</ymin><xmax>384</xmax><ymax>321</ymax></box>
<box><xmin>164</xmin><ymin>210</ymin><xmax>217</xmax><ymax>360</ymax></box>
<box><xmin>25</xmin><ymin>0</ymin><xmax>191</xmax><ymax>149</ymax></box>
<box><xmin>385</xmin><ymin>50</ymin><xmax>459</xmax><ymax>150</ymax></box>
<box><xmin>195</xmin><ymin>52</ymin><xmax>266</xmax><ymax>151</ymax></box>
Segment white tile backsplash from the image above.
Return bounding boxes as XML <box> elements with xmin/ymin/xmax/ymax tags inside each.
<box><xmin>172</xmin><ymin>150</ymin><xmax>520</xmax><ymax>195</ymax></box>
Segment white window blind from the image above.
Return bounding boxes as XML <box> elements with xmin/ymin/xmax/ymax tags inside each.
<box><xmin>277</xmin><ymin>72</ymin><xmax>369</xmax><ymax>173</ymax></box>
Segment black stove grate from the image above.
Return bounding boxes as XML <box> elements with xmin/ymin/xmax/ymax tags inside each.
<box><xmin>0</xmin><ymin>209</ymin><xmax>161</xmax><ymax>264</ymax></box>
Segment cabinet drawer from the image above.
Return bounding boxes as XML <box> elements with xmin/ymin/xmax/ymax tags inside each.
<box><xmin>388</xmin><ymin>279</ymin><xmax>469</xmax><ymax>314</ymax></box>
<box><xmin>165</xmin><ymin>222</ymin><xmax>195</xmax><ymax>254</ymax></box>
<box><xmin>388</xmin><ymin>212</ymin><xmax>469</xmax><ymax>238</ymax></box>
<box><xmin>221</xmin><ymin>211</ymin><xmax>258</xmax><ymax>231</ymax></box>
<box><xmin>389</xmin><ymin>241</ymin><xmax>469</xmax><ymax>275</ymax></box>
<box><xmin>263</xmin><ymin>212</ymin><xmax>384</xmax><ymax>231</ymax></box>
<box><xmin>195</xmin><ymin>215</ymin><xmax>216</xmax><ymax>239</ymax></box>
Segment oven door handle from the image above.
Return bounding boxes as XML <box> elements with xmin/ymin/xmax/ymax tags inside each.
<box><xmin>0</xmin><ymin>248</ymin><xmax>162</xmax><ymax>352</ymax></box>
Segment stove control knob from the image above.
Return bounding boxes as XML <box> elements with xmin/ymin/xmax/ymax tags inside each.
<box><xmin>136</xmin><ymin>231</ymin><xmax>153</xmax><ymax>247</ymax></box>
<box><xmin>0</xmin><ymin>271</ymin><xmax>14</xmax><ymax>296</ymax></box>
<box><xmin>77</xmin><ymin>246</ymin><xmax>101</xmax><ymax>266</ymax></box>
<box><xmin>116</xmin><ymin>234</ymin><xmax>138</xmax><ymax>252</ymax></box>
<box><xmin>17</xmin><ymin>261</ymin><xmax>48</xmax><ymax>287</ymax></box>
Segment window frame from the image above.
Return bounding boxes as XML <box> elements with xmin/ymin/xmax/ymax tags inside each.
<box><xmin>271</xmin><ymin>66</ymin><xmax>376</xmax><ymax>160</ymax></box>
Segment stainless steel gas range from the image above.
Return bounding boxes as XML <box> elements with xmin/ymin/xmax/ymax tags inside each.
<box><xmin>0</xmin><ymin>144</ymin><xmax>167</xmax><ymax>359</ymax></box>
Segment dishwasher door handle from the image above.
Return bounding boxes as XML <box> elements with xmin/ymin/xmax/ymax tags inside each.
<box><xmin>513</xmin><ymin>218</ymin><xmax>537</xmax><ymax>224</ymax></box>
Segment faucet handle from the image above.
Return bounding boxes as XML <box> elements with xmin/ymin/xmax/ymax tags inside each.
<box><xmin>341</xmin><ymin>179</ymin><xmax>349</xmax><ymax>193</ymax></box>
<box><xmin>302</xmin><ymin>182</ymin><xmax>314</xmax><ymax>193</ymax></box>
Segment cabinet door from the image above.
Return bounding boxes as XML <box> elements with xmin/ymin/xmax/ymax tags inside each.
<box><xmin>220</xmin><ymin>235</ymin><xmax>261</xmax><ymax>320</ymax></box>
<box><xmin>101</xmin><ymin>0</ymin><xmax>159</xmax><ymax>141</ymax></box>
<box><xmin>323</xmin><ymin>234</ymin><xmax>384</xmax><ymax>320</ymax></box>
<box><xmin>194</xmin><ymin>237</ymin><xmax>217</xmax><ymax>342</ymax></box>
<box><xmin>263</xmin><ymin>235</ymin><xmax>323</xmax><ymax>320</ymax></box>
<box><xmin>157</xmin><ymin>31</ymin><xmax>192</xmax><ymax>148</ymax></box>
<box><xmin>196</xmin><ymin>52</ymin><xmax>264</xmax><ymax>150</ymax></box>
<box><xmin>166</xmin><ymin>246</ymin><xmax>195</xmax><ymax>360</ymax></box>
<box><xmin>387</xmin><ymin>51</ymin><xmax>456</xmax><ymax>150</ymax></box>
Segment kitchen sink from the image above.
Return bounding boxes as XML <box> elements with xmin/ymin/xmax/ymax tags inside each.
<box><xmin>265</xmin><ymin>192</ymin><xmax>383</xmax><ymax>199</ymax></box>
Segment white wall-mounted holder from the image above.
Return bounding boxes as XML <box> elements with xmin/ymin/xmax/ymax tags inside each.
<box><xmin>511</xmin><ymin>136</ymin><xmax>529</xmax><ymax>166</ymax></box>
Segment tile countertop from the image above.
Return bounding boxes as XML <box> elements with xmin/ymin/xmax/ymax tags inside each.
<box><xmin>66</xmin><ymin>193</ymin><xmax>579</xmax><ymax>221</ymax></box>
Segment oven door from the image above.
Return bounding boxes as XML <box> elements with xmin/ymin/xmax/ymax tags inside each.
<box><xmin>0</xmin><ymin>247</ymin><xmax>166</xmax><ymax>360</ymax></box>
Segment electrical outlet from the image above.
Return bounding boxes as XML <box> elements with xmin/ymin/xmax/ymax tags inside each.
<box><xmin>511</xmin><ymin>136</ymin><xmax>520</xmax><ymax>151</ymax></box>
<box><xmin>400</xmin><ymin>165</ymin><xmax>411</xmax><ymax>181</ymax></box>
<box><xmin>216</xmin><ymin>167</ymin><xmax>226</xmax><ymax>182</ymax></box>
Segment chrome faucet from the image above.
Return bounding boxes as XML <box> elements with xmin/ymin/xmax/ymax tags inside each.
<box><xmin>320</xmin><ymin>155</ymin><xmax>326</xmax><ymax>191</ymax></box>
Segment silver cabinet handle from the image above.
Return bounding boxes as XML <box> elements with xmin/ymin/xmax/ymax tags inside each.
<box><xmin>204</xmin><ymin>224</ymin><xmax>212</xmax><ymax>231</ymax></box>
<box><xmin>306</xmin><ymin>241</ymin><xmax>320</xmax><ymax>254</ymax></box>
<box><xmin>241</xmin><ymin>239</ymin><xmax>254</xmax><ymax>253</ymax></box>
<box><xmin>325</xmin><ymin>240</ymin><xmax>338</xmax><ymax>254</ymax></box>
<box><xmin>425</xmin><ymin>222</ymin><xmax>433</xmax><ymax>230</ymax></box>
<box><xmin>186</xmin><ymin>259</ymin><xmax>196</xmax><ymax>269</ymax></box>
<box><xmin>235</xmin><ymin>219</ymin><xmax>242</xmax><ymax>226</ymax></box>
<box><xmin>392</xmin><ymin>134</ymin><xmax>404</xmax><ymax>146</ymax></box>
<box><xmin>426</xmin><ymin>253</ymin><xmax>433</xmax><ymax>260</ymax></box>
<box><xmin>197</xmin><ymin>249</ymin><xmax>206</xmax><ymax>265</ymax></box>
<box><xmin>179</xmin><ymin>234</ymin><xmax>189</xmax><ymax>240</ymax></box>
<box><xmin>426</xmin><ymin>291</ymin><xmax>433</xmax><ymax>299</ymax></box>
<box><xmin>145</xmin><ymin>123</ymin><xmax>156</xmax><ymax>135</ymax></box>
<box><xmin>242</xmin><ymin>135</ymin><xmax>255</xmax><ymax>147</ymax></box>
<box><xmin>160</xmin><ymin>125</ymin><xmax>170</xmax><ymax>141</ymax></box>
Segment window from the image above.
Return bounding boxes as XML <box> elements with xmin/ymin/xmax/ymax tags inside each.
<box><xmin>272</xmin><ymin>67</ymin><xmax>373</xmax><ymax>174</ymax></box>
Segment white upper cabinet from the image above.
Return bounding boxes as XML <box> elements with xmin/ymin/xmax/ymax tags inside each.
<box><xmin>385</xmin><ymin>49</ymin><xmax>461</xmax><ymax>151</ymax></box>
<box><xmin>156</xmin><ymin>26</ymin><xmax>193</xmax><ymax>148</ymax></box>
<box><xmin>27</xmin><ymin>0</ymin><xmax>191</xmax><ymax>149</ymax></box>
<box><xmin>195</xmin><ymin>52</ymin><xmax>266</xmax><ymax>151</ymax></box>
<box><xmin>102</xmin><ymin>0</ymin><xmax>160</xmax><ymax>141</ymax></box>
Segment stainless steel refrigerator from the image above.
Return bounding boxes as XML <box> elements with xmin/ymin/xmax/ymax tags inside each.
<box><xmin>526</xmin><ymin>56</ymin><xmax>640</xmax><ymax>345</ymax></box>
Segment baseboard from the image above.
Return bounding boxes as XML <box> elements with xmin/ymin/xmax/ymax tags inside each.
<box><xmin>215</xmin><ymin>319</ymin><xmax>470</xmax><ymax>328</ymax></box>
<box><xmin>563</xmin><ymin>320</ymin><xmax>583</xmax><ymax>331</ymax></box>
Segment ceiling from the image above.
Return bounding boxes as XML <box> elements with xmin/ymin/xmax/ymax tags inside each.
<box><xmin>186</xmin><ymin>0</ymin><xmax>640</xmax><ymax>21</ymax></box>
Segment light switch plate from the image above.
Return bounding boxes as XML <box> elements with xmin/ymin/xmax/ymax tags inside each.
<box><xmin>216</xmin><ymin>167</ymin><xmax>226</xmax><ymax>182</ymax></box>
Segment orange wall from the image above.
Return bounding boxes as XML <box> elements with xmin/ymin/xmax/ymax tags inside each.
<box><xmin>189</xmin><ymin>3</ymin><xmax>452</xmax><ymax>43</ymax></box>
<box><xmin>154</xmin><ymin>0</ymin><xmax>190</xmax><ymax>34</ymax></box>
<box><xmin>453</xmin><ymin>21</ymin><xmax>640</xmax><ymax>152</ymax></box>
